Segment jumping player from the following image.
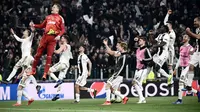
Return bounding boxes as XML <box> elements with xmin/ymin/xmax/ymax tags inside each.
<box><xmin>48</xmin><ymin>35</ymin><xmax>73</xmax><ymax>101</ymax></box>
<box><xmin>29</xmin><ymin>3</ymin><xmax>65</xmax><ymax>80</ymax></box>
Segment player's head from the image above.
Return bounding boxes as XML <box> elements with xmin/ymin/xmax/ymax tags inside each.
<box><xmin>116</xmin><ymin>41</ymin><xmax>127</xmax><ymax>52</ymax></box>
<box><xmin>79</xmin><ymin>44</ymin><xmax>86</xmax><ymax>53</ymax></box>
<box><xmin>51</xmin><ymin>3</ymin><xmax>62</xmax><ymax>14</ymax></box>
<box><xmin>182</xmin><ymin>34</ymin><xmax>190</xmax><ymax>43</ymax></box>
<box><xmin>194</xmin><ymin>17</ymin><xmax>200</xmax><ymax>28</ymax></box>
<box><xmin>138</xmin><ymin>36</ymin><xmax>147</xmax><ymax>47</ymax></box>
<box><xmin>60</xmin><ymin>35</ymin><xmax>68</xmax><ymax>43</ymax></box>
<box><xmin>158</xmin><ymin>25</ymin><xmax>169</xmax><ymax>34</ymax></box>
<box><xmin>23</xmin><ymin>29</ymin><xmax>30</xmax><ymax>38</ymax></box>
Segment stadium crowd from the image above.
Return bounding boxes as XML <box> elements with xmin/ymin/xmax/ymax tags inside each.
<box><xmin>0</xmin><ymin>0</ymin><xmax>200</xmax><ymax>81</ymax></box>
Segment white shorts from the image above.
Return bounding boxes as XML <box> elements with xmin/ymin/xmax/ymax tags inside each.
<box><xmin>132</xmin><ymin>69</ymin><xmax>148</xmax><ymax>86</ymax></box>
<box><xmin>49</xmin><ymin>62</ymin><xmax>69</xmax><ymax>80</ymax></box>
<box><xmin>189</xmin><ymin>52</ymin><xmax>200</xmax><ymax>67</ymax></box>
<box><xmin>153</xmin><ymin>51</ymin><xmax>169</xmax><ymax>67</ymax></box>
<box><xmin>76</xmin><ymin>73</ymin><xmax>88</xmax><ymax>87</ymax></box>
<box><xmin>16</xmin><ymin>55</ymin><xmax>34</xmax><ymax>68</ymax></box>
<box><xmin>179</xmin><ymin>66</ymin><xmax>194</xmax><ymax>87</ymax></box>
<box><xmin>18</xmin><ymin>76</ymin><xmax>31</xmax><ymax>88</ymax></box>
<box><xmin>107</xmin><ymin>76</ymin><xmax>123</xmax><ymax>90</ymax></box>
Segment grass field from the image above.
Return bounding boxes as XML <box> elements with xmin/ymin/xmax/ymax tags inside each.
<box><xmin>0</xmin><ymin>97</ymin><xmax>199</xmax><ymax>112</ymax></box>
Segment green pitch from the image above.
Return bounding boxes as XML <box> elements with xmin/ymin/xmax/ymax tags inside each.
<box><xmin>0</xmin><ymin>97</ymin><xmax>199</xmax><ymax>112</ymax></box>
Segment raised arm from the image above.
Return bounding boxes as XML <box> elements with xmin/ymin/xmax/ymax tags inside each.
<box><xmin>103</xmin><ymin>39</ymin><xmax>121</xmax><ymax>57</ymax></box>
<box><xmin>11</xmin><ymin>28</ymin><xmax>23</xmax><ymax>42</ymax></box>
<box><xmin>164</xmin><ymin>10</ymin><xmax>171</xmax><ymax>25</ymax></box>
<box><xmin>30</xmin><ymin>18</ymin><xmax>47</xmax><ymax>29</ymax></box>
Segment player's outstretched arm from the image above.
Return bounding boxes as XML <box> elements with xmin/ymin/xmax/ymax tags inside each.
<box><xmin>103</xmin><ymin>39</ymin><xmax>120</xmax><ymax>57</ymax></box>
<box><xmin>11</xmin><ymin>28</ymin><xmax>23</xmax><ymax>42</ymax></box>
<box><xmin>164</xmin><ymin>9</ymin><xmax>172</xmax><ymax>25</ymax></box>
<box><xmin>30</xmin><ymin>19</ymin><xmax>47</xmax><ymax>29</ymax></box>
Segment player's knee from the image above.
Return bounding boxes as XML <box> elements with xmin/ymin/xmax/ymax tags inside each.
<box><xmin>186</xmin><ymin>86</ymin><xmax>192</xmax><ymax>91</ymax></box>
<box><xmin>75</xmin><ymin>84</ymin><xmax>79</xmax><ymax>89</ymax></box>
<box><xmin>189</xmin><ymin>65</ymin><xmax>194</xmax><ymax>71</ymax></box>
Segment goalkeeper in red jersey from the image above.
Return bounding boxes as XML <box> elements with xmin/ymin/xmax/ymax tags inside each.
<box><xmin>29</xmin><ymin>3</ymin><xmax>65</xmax><ymax>80</ymax></box>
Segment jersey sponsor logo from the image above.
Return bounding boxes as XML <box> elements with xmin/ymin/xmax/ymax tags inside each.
<box><xmin>47</xmin><ymin>21</ymin><xmax>56</xmax><ymax>25</ymax></box>
<box><xmin>90</xmin><ymin>82</ymin><xmax>106</xmax><ymax>98</ymax></box>
<box><xmin>38</xmin><ymin>86</ymin><xmax>64</xmax><ymax>99</ymax></box>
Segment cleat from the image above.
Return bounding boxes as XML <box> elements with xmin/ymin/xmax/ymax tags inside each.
<box><xmin>102</xmin><ymin>101</ymin><xmax>111</xmax><ymax>105</ymax></box>
<box><xmin>137</xmin><ymin>98</ymin><xmax>146</xmax><ymax>104</ymax></box>
<box><xmin>173</xmin><ymin>99</ymin><xmax>182</xmax><ymax>104</ymax></box>
<box><xmin>42</xmin><ymin>73</ymin><xmax>47</xmax><ymax>81</ymax></box>
<box><xmin>27</xmin><ymin>98</ymin><xmax>34</xmax><ymax>105</ymax></box>
<box><xmin>181</xmin><ymin>88</ymin><xmax>187</xmax><ymax>91</ymax></box>
<box><xmin>167</xmin><ymin>74</ymin><xmax>174</xmax><ymax>85</ymax></box>
<box><xmin>13</xmin><ymin>103</ymin><xmax>21</xmax><ymax>106</ymax></box>
<box><xmin>36</xmin><ymin>85</ymin><xmax>41</xmax><ymax>94</ymax></box>
<box><xmin>72</xmin><ymin>101</ymin><xmax>80</xmax><ymax>104</ymax></box>
<box><xmin>110</xmin><ymin>100</ymin><xmax>115</xmax><ymax>103</ymax></box>
<box><xmin>197</xmin><ymin>91</ymin><xmax>200</xmax><ymax>102</ymax></box>
<box><xmin>54</xmin><ymin>80</ymin><xmax>63</xmax><ymax>88</ymax></box>
<box><xmin>93</xmin><ymin>89</ymin><xmax>97</xmax><ymax>98</ymax></box>
<box><xmin>122</xmin><ymin>97</ymin><xmax>128</xmax><ymax>104</ymax></box>
<box><xmin>52</xmin><ymin>94</ymin><xmax>60</xmax><ymax>101</ymax></box>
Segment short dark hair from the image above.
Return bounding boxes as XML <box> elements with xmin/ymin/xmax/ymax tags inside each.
<box><xmin>53</xmin><ymin>3</ymin><xmax>62</xmax><ymax>11</ymax></box>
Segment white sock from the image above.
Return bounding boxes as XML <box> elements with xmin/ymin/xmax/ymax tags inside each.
<box><xmin>87</xmin><ymin>88</ymin><xmax>94</xmax><ymax>92</ymax></box>
<box><xmin>29</xmin><ymin>75</ymin><xmax>37</xmax><ymax>87</ymax></box>
<box><xmin>191</xmin><ymin>88</ymin><xmax>197</xmax><ymax>94</ymax></box>
<box><xmin>106</xmin><ymin>89</ymin><xmax>111</xmax><ymax>101</ymax></box>
<box><xmin>22</xmin><ymin>90</ymin><xmax>31</xmax><ymax>100</ymax></box>
<box><xmin>159</xmin><ymin>69</ymin><xmax>170</xmax><ymax>78</ymax></box>
<box><xmin>113</xmin><ymin>90</ymin><xmax>125</xmax><ymax>99</ymax></box>
<box><xmin>50</xmin><ymin>73</ymin><xmax>59</xmax><ymax>82</ymax></box>
<box><xmin>134</xmin><ymin>84</ymin><xmax>144</xmax><ymax>100</ymax></box>
<box><xmin>7</xmin><ymin>68</ymin><xmax>18</xmax><ymax>81</ymax></box>
<box><xmin>111</xmin><ymin>93</ymin><xmax>115</xmax><ymax>100</ymax></box>
<box><xmin>75</xmin><ymin>93</ymin><xmax>80</xmax><ymax>102</ymax></box>
<box><xmin>178</xmin><ymin>83</ymin><xmax>184</xmax><ymax>100</ymax></box>
<box><xmin>17</xmin><ymin>90</ymin><xmax>22</xmax><ymax>104</ymax></box>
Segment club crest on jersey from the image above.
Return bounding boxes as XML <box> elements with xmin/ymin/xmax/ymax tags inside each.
<box><xmin>47</xmin><ymin>29</ymin><xmax>56</xmax><ymax>35</ymax></box>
